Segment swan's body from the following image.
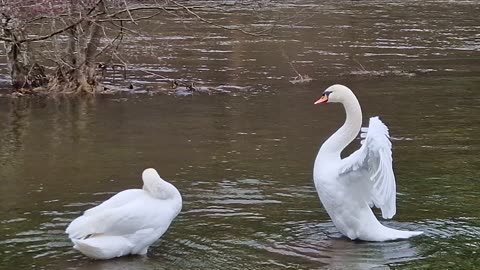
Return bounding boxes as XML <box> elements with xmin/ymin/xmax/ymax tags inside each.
<box><xmin>313</xmin><ymin>84</ymin><xmax>422</xmax><ymax>241</ymax></box>
<box><xmin>66</xmin><ymin>168</ymin><xmax>182</xmax><ymax>259</ymax></box>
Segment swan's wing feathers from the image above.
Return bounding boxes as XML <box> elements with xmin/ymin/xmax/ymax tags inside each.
<box><xmin>340</xmin><ymin>116</ymin><xmax>396</xmax><ymax>219</ymax></box>
<box><xmin>66</xmin><ymin>215</ymin><xmax>95</xmax><ymax>239</ymax></box>
<box><xmin>67</xmin><ymin>189</ymin><xmax>145</xmax><ymax>239</ymax></box>
<box><xmin>67</xmin><ymin>206</ymin><xmax>151</xmax><ymax>239</ymax></box>
<box><xmin>67</xmin><ymin>197</ymin><xmax>176</xmax><ymax>240</ymax></box>
<box><xmin>83</xmin><ymin>189</ymin><xmax>144</xmax><ymax>216</ymax></box>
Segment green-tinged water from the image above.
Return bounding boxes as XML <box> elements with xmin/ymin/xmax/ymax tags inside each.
<box><xmin>0</xmin><ymin>1</ymin><xmax>479</xmax><ymax>269</ymax></box>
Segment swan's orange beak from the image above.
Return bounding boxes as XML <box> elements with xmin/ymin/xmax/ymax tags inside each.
<box><xmin>314</xmin><ymin>95</ymin><xmax>328</xmax><ymax>104</ymax></box>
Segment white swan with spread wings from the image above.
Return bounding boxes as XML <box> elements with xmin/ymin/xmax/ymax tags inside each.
<box><xmin>313</xmin><ymin>84</ymin><xmax>422</xmax><ymax>241</ymax></box>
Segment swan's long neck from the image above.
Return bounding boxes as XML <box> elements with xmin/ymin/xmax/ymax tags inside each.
<box><xmin>142</xmin><ymin>169</ymin><xmax>182</xmax><ymax>201</ymax></box>
<box><xmin>318</xmin><ymin>94</ymin><xmax>362</xmax><ymax>160</ymax></box>
<box><xmin>143</xmin><ymin>179</ymin><xmax>180</xmax><ymax>200</ymax></box>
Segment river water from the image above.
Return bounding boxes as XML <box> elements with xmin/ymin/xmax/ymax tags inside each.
<box><xmin>0</xmin><ymin>1</ymin><xmax>479</xmax><ymax>269</ymax></box>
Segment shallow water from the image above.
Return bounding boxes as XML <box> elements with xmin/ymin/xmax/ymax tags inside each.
<box><xmin>0</xmin><ymin>1</ymin><xmax>479</xmax><ymax>269</ymax></box>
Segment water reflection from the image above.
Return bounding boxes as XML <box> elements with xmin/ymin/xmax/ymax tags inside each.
<box><xmin>0</xmin><ymin>99</ymin><xmax>32</xmax><ymax>168</ymax></box>
<box><xmin>255</xmin><ymin>226</ymin><xmax>419</xmax><ymax>269</ymax></box>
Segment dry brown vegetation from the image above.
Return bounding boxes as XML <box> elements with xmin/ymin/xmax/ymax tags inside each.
<box><xmin>0</xmin><ymin>0</ymin><xmax>270</xmax><ymax>97</ymax></box>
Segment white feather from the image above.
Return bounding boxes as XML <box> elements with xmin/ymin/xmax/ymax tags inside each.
<box><xmin>340</xmin><ymin>116</ymin><xmax>396</xmax><ymax>219</ymax></box>
<box><xmin>65</xmin><ymin>168</ymin><xmax>182</xmax><ymax>259</ymax></box>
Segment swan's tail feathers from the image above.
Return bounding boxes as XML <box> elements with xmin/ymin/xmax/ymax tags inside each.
<box><xmin>360</xmin><ymin>224</ymin><xmax>423</xmax><ymax>241</ymax></box>
<box><xmin>72</xmin><ymin>236</ymin><xmax>133</xmax><ymax>260</ymax></box>
<box><xmin>390</xmin><ymin>229</ymin><xmax>423</xmax><ymax>240</ymax></box>
<box><xmin>66</xmin><ymin>215</ymin><xmax>97</xmax><ymax>240</ymax></box>
<box><xmin>379</xmin><ymin>226</ymin><xmax>423</xmax><ymax>241</ymax></box>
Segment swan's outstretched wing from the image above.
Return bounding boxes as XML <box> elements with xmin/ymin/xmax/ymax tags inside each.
<box><xmin>340</xmin><ymin>116</ymin><xmax>396</xmax><ymax>219</ymax></box>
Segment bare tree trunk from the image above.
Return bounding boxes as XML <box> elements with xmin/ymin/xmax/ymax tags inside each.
<box><xmin>3</xmin><ymin>20</ymin><xmax>47</xmax><ymax>91</ymax></box>
<box><xmin>7</xmin><ymin>42</ymin><xmax>28</xmax><ymax>89</ymax></box>
<box><xmin>2</xmin><ymin>15</ymin><xmax>26</xmax><ymax>90</ymax></box>
<box><xmin>67</xmin><ymin>27</ymin><xmax>77</xmax><ymax>67</ymax></box>
<box><xmin>76</xmin><ymin>0</ymin><xmax>106</xmax><ymax>94</ymax></box>
<box><xmin>67</xmin><ymin>0</ymin><xmax>78</xmax><ymax>68</ymax></box>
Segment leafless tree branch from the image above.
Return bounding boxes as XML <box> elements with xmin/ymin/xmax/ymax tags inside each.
<box><xmin>170</xmin><ymin>1</ymin><xmax>270</xmax><ymax>37</ymax></box>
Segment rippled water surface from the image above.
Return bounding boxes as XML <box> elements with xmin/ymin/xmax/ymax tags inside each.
<box><xmin>1</xmin><ymin>1</ymin><xmax>479</xmax><ymax>269</ymax></box>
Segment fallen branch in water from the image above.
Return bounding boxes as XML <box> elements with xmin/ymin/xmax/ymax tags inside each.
<box><xmin>281</xmin><ymin>49</ymin><xmax>312</xmax><ymax>85</ymax></box>
<box><xmin>289</xmin><ymin>74</ymin><xmax>312</xmax><ymax>85</ymax></box>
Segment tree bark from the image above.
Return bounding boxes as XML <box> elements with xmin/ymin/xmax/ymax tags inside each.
<box><xmin>77</xmin><ymin>0</ymin><xmax>106</xmax><ymax>94</ymax></box>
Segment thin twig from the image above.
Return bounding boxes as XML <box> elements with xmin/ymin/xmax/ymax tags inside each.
<box><xmin>122</xmin><ymin>0</ymin><xmax>137</xmax><ymax>24</ymax></box>
<box><xmin>170</xmin><ymin>0</ymin><xmax>269</xmax><ymax>37</ymax></box>
<box><xmin>281</xmin><ymin>49</ymin><xmax>302</xmax><ymax>77</ymax></box>
<box><xmin>353</xmin><ymin>57</ymin><xmax>367</xmax><ymax>71</ymax></box>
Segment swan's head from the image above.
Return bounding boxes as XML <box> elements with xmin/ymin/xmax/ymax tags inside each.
<box><xmin>314</xmin><ymin>84</ymin><xmax>354</xmax><ymax>104</ymax></box>
<box><xmin>142</xmin><ymin>168</ymin><xmax>181</xmax><ymax>200</ymax></box>
<box><xmin>142</xmin><ymin>168</ymin><xmax>163</xmax><ymax>192</ymax></box>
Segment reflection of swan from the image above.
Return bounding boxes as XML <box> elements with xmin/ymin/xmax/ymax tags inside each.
<box><xmin>313</xmin><ymin>84</ymin><xmax>422</xmax><ymax>241</ymax></box>
<box><xmin>266</xmin><ymin>227</ymin><xmax>419</xmax><ymax>269</ymax></box>
<box><xmin>66</xmin><ymin>168</ymin><xmax>182</xmax><ymax>259</ymax></box>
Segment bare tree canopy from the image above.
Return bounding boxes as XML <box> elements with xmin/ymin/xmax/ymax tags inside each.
<box><xmin>0</xmin><ymin>0</ymin><xmax>272</xmax><ymax>96</ymax></box>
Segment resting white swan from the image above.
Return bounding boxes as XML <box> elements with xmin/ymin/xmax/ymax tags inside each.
<box><xmin>313</xmin><ymin>84</ymin><xmax>422</xmax><ymax>241</ymax></box>
<box><xmin>66</xmin><ymin>168</ymin><xmax>182</xmax><ymax>259</ymax></box>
